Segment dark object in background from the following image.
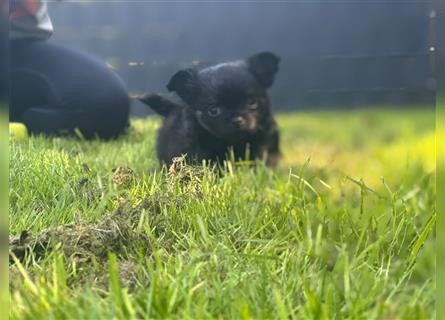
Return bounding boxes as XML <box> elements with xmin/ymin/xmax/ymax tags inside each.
<box><xmin>47</xmin><ymin>2</ymin><xmax>435</xmax><ymax>115</ymax></box>
<box><xmin>10</xmin><ymin>40</ymin><xmax>130</xmax><ymax>139</ymax></box>
<box><xmin>139</xmin><ymin>52</ymin><xmax>281</xmax><ymax>166</ymax></box>
<box><xmin>0</xmin><ymin>7</ymin><xmax>8</xmax><ymax>107</ymax></box>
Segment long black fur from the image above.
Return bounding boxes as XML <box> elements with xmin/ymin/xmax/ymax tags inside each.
<box><xmin>139</xmin><ymin>52</ymin><xmax>281</xmax><ymax>166</ymax></box>
<box><xmin>137</xmin><ymin>93</ymin><xmax>178</xmax><ymax>117</ymax></box>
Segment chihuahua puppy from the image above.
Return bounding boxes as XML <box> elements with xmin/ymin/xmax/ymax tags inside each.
<box><xmin>139</xmin><ymin>52</ymin><xmax>281</xmax><ymax>167</ymax></box>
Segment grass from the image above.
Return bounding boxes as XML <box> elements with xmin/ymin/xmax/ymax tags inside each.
<box><xmin>9</xmin><ymin>107</ymin><xmax>435</xmax><ymax>319</ymax></box>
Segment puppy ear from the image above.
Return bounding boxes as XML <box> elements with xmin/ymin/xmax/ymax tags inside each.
<box><xmin>166</xmin><ymin>68</ymin><xmax>200</xmax><ymax>104</ymax></box>
<box><xmin>247</xmin><ymin>52</ymin><xmax>280</xmax><ymax>88</ymax></box>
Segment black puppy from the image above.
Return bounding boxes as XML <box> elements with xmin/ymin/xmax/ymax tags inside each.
<box><xmin>139</xmin><ymin>52</ymin><xmax>281</xmax><ymax>167</ymax></box>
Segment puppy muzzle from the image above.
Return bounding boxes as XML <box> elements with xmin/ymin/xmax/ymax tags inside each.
<box><xmin>233</xmin><ymin>115</ymin><xmax>257</xmax><ymax>133</ymax></box>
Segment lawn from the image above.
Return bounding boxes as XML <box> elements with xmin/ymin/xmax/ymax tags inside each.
<box><xmin>9</xmin><ymin>107</ymin><xmax>435</xmax><ymax>319</ymax></box>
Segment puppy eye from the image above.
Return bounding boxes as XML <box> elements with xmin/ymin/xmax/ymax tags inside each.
<box><xmin>207</xmin><ymin>106</ymin><xmax>221</xmax><ymax>117</ymax></box>
<box><xmin>247</xmin><ymin>98</ymin><xmax>257</xmax><ymax>109</ymax></box>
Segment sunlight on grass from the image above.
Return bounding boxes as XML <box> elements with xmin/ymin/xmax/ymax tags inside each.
<box><xmin>9</xmin><ymin>107</ymin><xmax>435</xmax><ymax>319</ymax></box>
<box><xmin>278</xmin><ymin>109</ymin><xmax>434</xmax><ymax>187</ymax></box>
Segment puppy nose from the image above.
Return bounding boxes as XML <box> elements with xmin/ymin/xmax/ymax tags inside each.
<box><xmin>232</xmin><ymin>116</ymin><xmax>245</xmax><ymax>127</ymax></box>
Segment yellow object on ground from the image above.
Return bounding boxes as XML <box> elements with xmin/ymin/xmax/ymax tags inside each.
<box><xmin>9</xmin><ymin>122</ymin><xmax>29</xmax><ymax>139</ymax></box>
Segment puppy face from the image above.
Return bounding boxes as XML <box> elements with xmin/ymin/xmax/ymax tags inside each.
<box><xmin>194</xmin><ymin>66</ymin><xmax>268</xmax><ymax>142</ymax></box>
<box><xmin>167</xmin><ymin>52</ymin><xmax>280</xmax><ymax>143</ymax></box>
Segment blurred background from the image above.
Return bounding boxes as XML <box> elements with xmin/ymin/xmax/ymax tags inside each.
<box><xmin>47</xmin><ymin>1</ymin><xmax>436</xmax><ymax>117</ymax></box>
